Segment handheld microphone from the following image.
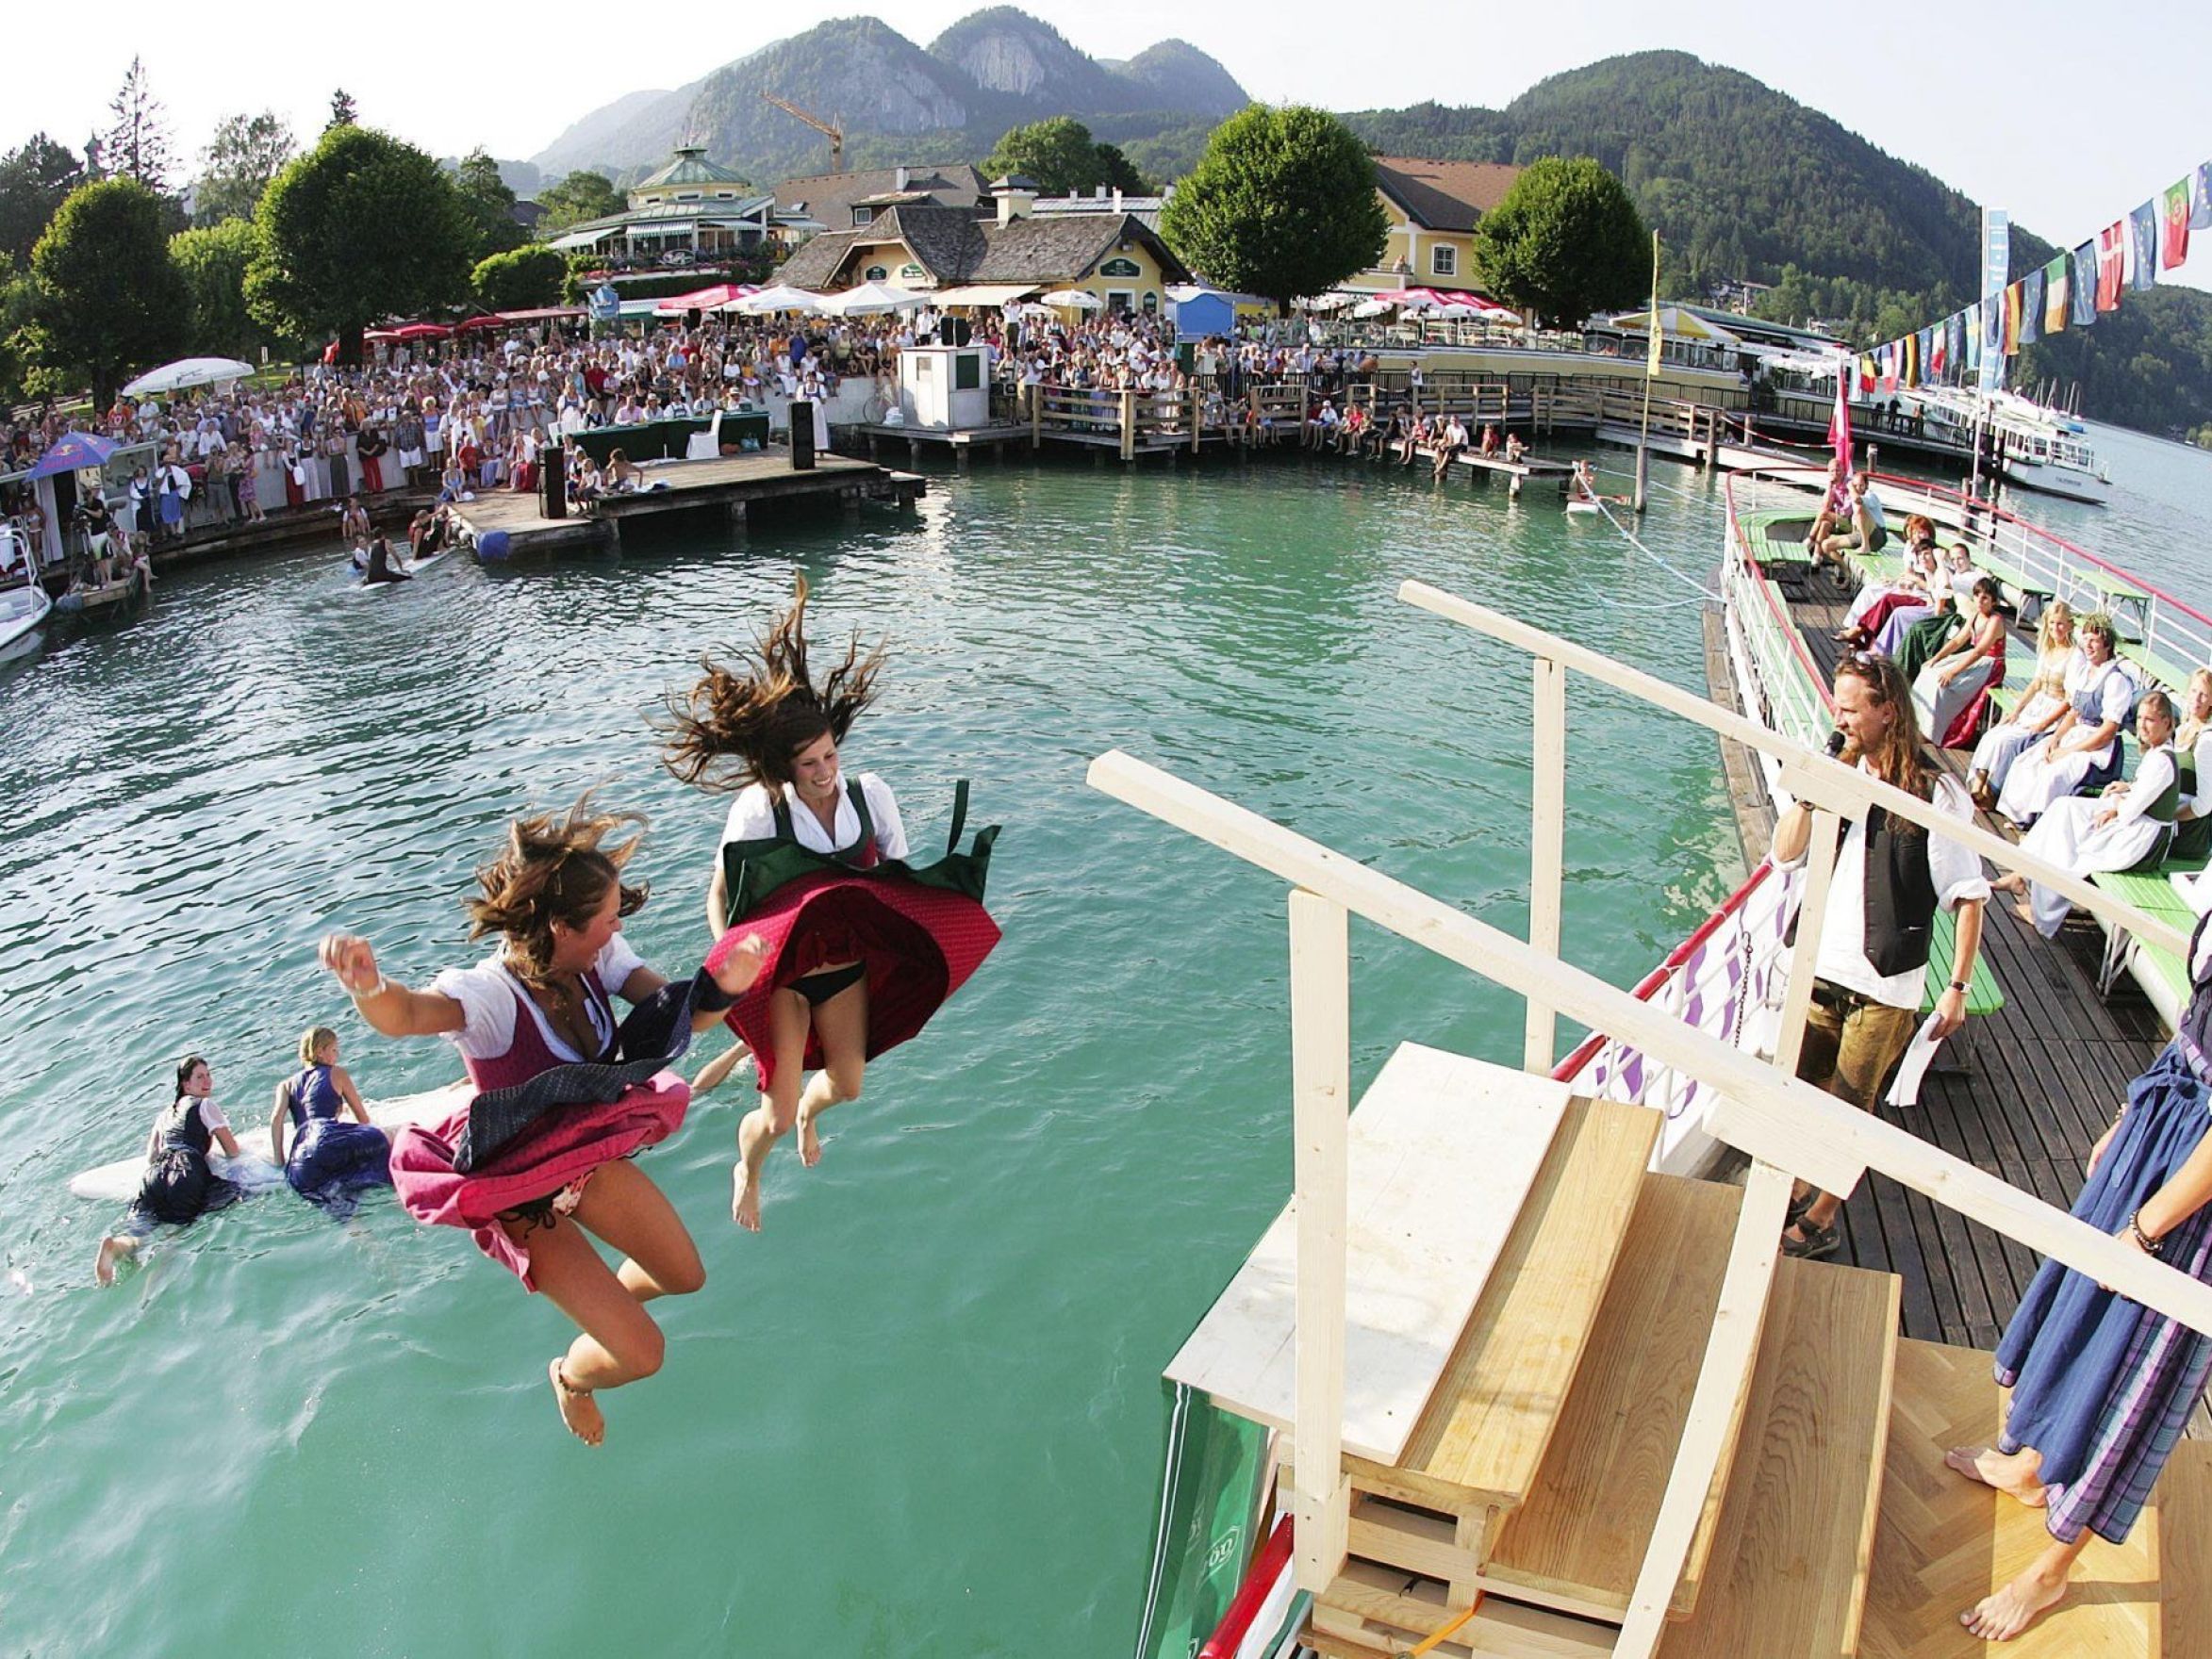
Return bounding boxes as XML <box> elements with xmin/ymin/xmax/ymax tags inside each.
<box><xmin>1825</xmin><ymin>729</ymin><xmax>1848</xmax><ymax>759</ymax></box>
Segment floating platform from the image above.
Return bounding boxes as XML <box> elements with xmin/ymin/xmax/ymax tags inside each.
<box><xmin>450</xmin><ymin>452</ymin><xmax>922</xmax><ymax>556</ymax></box>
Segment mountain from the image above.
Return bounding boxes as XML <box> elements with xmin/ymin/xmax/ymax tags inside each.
<box><xmin>1342</xmin><ymin>52</ymin><xmax>2212</xmax><ymax>434</ymax></box>
<box><xmin>529</xmin><ymin>8</ymin><xmax>1247</xmax><ymax>184</ymax></box>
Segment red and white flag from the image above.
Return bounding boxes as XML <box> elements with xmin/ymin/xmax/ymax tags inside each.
<box><xmin>1827</xmin><ymin>361</ymin><xmax>1855</xmax><ymax>480</ymax></box>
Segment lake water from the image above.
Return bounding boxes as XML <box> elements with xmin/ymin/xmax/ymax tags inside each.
<box><xmin>0</xmin><ymin>432</ymin><xmax>2203</xmax><ymax>1654</ymax></box>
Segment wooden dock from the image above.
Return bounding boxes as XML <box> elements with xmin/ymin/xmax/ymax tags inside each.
<box><xmin>450</xmin><ymin>452</ymin><xmax>920</xmax><ymax>555</ymax></box>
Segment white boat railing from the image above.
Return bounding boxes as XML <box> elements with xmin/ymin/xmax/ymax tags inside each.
<box><xmin>1090</xmin><ymin>583</ymin><xmax>2206</xmax><ymax>1645</ymax></box>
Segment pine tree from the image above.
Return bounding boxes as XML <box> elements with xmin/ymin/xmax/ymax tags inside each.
<box><xmin>104</xmin><ymin>57</ymin><xmax>173</xmax><ymax>193</ymax></box>
<box><xmin>328</xmin><ymin>90</ymin><xmax>358</xmax><ymax>132</ymax></box>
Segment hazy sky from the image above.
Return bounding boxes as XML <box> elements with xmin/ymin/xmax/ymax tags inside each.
<box><xmin>12</xmin><ymin>1</ymin><xmax>2208</xmax><ymax>287</ymax></box>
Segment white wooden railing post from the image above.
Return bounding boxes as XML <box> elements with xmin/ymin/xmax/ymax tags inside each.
<box><xmin>1288</xmin><ymin>888</ymin><xmax>1353</xmax><ymax>1592</ymax></box>
<box><xmin>1525</xmin><ymin>656</ymin><xmax>1568</xmax><ymax>1071</ymax></box>
<box><xmin>1774</xmin><ymin>809</ymin><xmax>1841</xmax><ymax>1077</ymax></box>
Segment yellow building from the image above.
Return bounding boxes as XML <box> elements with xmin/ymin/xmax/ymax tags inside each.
<box><xmin>775</xmin><ymin>177</ymin><xmax>1193</xmax><ymax>316</ymax></box>
<box><xmin>1348</xmin><ymin>158</ymin><xmax>1524</xmax><ymax>292</ymax></box>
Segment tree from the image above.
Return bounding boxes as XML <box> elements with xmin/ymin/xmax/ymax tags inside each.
<box><xmin>0</xmin><ymin>134</ymin><xmax>84</xmax><ymax>267</ymax></box>
<box><xmin>1159</xmin><ymin>106</ymin><xmax>1387</xmax><ymax>312</ymax></box>
<box><xmin>1471</xmin><ymin>156</ymin><xmax>1647</xmax><ymax>328</ymax></box>
<box><xmin>172</xmin><ymin>219</ymin><xmax>285</xmax><ymax>361</ymax></box>
<box><xmin>194</xmin><ymin>112</ymin><xmax>296</xmax><ymax>226</ymax></box>
<box><xmin>30</xmin><ymin>178</ymin><xmax>187</xmax><ymax>406</ymax></box>
<box><xmin>471</xmin><ymin>245</ymin><xmax>567</xmax><ymax>310</ymax></box>
<box><xmin>105</xmin><ymin>57</ymin><xmax>173</xmax><ymax>193</ymax></box>
<box><xmin>453</xmin><ymin>148</ymin><xmax>525</xmax><ymax>258</ymax></box>
<box><xmin>535</xmin><ymin>169</ymin><xmax>623</xmax><ymax>232</ymax></box>
<box><xmin>981</xmin><ymin>117</ymin><xmax>1146</xmax><ymax>197</ymax></box>
<box><xmin>246</xmin><ymin>124</ymin><xmax>472</xmax><ymax>364</ymax></box>
<box><xmin>328</xmin><ymin>90</ymin><xmax>358</xmax><ymax>131</ymax></box>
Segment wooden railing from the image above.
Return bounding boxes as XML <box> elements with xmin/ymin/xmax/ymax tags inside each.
<box><xmin>1086</xmin><ymin>583</ymin><xmax>2209</xmax><ymax>1632</ymax></box>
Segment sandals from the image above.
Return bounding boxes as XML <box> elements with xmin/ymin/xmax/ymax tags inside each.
<box><xmin>1782</xmin><ymin>1219</ymin><xmax>1842</xmax><ymax>1261</ymax></box>
<box><xmin>1786</xmin><ymin>1186</ymin><xmax>1816</xmax><ymax>1224</ymax></box>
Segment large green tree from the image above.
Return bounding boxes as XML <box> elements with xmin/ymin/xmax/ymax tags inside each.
<box><xmin>1471</xmin><ymin>156</ymin><xmax>1647</xmax><ymax>328</ymax></box>
<box><xmin>535</xmin><ymin>168</ymin><xmax>622</xmax><ymax>232</ymax></box>
<box><xmin>1160</xmin><ymin>106</ymin><xmax>1385</xmax><ymax>311</ymax></box>
<box><xmin>246</xmin><ymin>124</ymin><xmax>472</xmax><ymax>363</ymax></box>
<box><xmin>0</xmin><ymin>135</ymin><xmax>85</xmax><ymax>267</ymax></box>
<box><xmin>193</xmin><ymin>112</ymin><xmax>296</xmax><ymax>225</ymax></box>
<box><xmin>454</xmin><ymin>148</ymin><xmax>526</xmax><ymax>258</ymax></box>
<box><xmin>172</xmin><ymin>219</ymin><xmax>285</xmax><ymax>360</ymax></box>
<box><xmin>31</xmin><ymin>177</ymin><xmax>187</xmax><ymax>406</ymax></box>
<box><xmin>471</xmin><ymin>245</ymin><xmax>567</xmax><ymax>310</ymax></box>
<box><xmin>981</xmin><ymin>117</ymin><xmax>1145</xmax><ymax>197</ymax></box>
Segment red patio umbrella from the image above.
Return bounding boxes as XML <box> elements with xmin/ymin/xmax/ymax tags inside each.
<box><xmin>454</xmin><ymin>314</ymin><xmax>504</xmax><ymax>332</ymax></box>
<box><xmin>652</xmin><ymin>283</ymin><xmax>755</xmax><ymax>315</ymax></box>
<box><xmin>388</xmin><ymin>322</ymin><xmax>453</xmax><ymax>340</ymax></box>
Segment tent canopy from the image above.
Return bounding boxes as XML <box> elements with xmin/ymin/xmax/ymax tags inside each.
<box><xmin>820</xmin><ymin>282</ymin><xmax>930</xmax><ymax>317</ymax></box>
<box><xmin>1608</xmin><ymin>304</ymin><xmax>1742</xmax><ymax>344</ymax></box>
<box><xmin>1039</xmin><ymin>288</ymin><xmax>1102</xmax><ymax>311</ymax></box>
<box><xmin>734</xmin><ymin>285</ymin><xmax>825</xmax><ymax>315</ymax></box>
<box><xmin>652</xmin><ymin>283</ymin><xmax>756</xmax><ymax>316</ymax></box>
<box><xmin>122</xmin><ymin>356</ymin><xmax>255</xmax><ymax>397</ymax></box>
<box><xmin>931</xmin><ymin>283</ymin><xmax>1039</xmax><ymax>308</ymax></box>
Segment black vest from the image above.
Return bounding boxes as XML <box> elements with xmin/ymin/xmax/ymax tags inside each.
<box><xmin>1860</xmin><ymin>798</ymin><xmax>1941</xmax><ymax>978</ymax></box>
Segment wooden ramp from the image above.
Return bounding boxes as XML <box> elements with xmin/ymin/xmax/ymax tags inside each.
<box><xmin>1171</xmin><ymin>1045</ymin><xmax>2212</xmax><ymax>1656</ymax></box>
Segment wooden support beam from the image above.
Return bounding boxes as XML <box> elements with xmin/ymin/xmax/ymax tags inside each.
<box><xmin>1525</xmin><ymin>656</ymin><xmax>1567</xmax><ymax>1071</ymax></box>
<box><xmin>1084</xmin><ymin>747</ymin><xmax>2212</xmax><ymax>1337</ymax></box>
<box><xmin>1771</xmin><ymin>810</ymin><xmax>1839</xmax><ymax>1078</ymax></box>
<box><xmin>1289</xmin><ymin>889</ymin><xmax>1353</xmax><ymax>1591</ymax></box>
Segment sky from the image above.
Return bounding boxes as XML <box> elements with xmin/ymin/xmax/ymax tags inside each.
<box><xmin>10</xmin><ymin>1</ymin><xmax>2208</xmax><ymax>288</ymax></box>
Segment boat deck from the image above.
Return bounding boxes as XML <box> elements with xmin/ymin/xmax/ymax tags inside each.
<box><xmin>1711</xmin><ymin>528</ymin><xmax>2209</xmax><ymax>1431</ymax></box>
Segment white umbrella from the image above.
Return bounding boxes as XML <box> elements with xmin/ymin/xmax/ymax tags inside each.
<box><xmin>734</xmin><ymin>285</ymin><xmax>826</xmax><ymax>317</ymax></box>
<box><xmin>122</xmin><ymin>356</ymin><xmax>255</xmax><ymax>397</ymax></box>
<box><xmin>1039</xmin><ymin>289</ymin><xmax>1102</xmax><ymax>312</ymax></box>
<box><xmin>822</xmin><ymin>282</ymin><xmax>930</xmax><ymax>317</ymax></box>
<box><xmin>1350</xmin><ymin>299</ymin><xmax>1395</xmax><ymax>319</ymax></box>
<box><xmin>1301</xmin><ymin>292</ymin><xmax>1356</xmax><ymax>312</ymax></box>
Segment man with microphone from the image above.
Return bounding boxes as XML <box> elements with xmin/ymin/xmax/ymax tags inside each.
<box><xmin>1773</xmin><ymin>651</ymin><xmax>1989</xmax><ymax>1259</ymax></box>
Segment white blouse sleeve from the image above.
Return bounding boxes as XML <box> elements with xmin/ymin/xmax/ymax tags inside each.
<box><xmin>1927</xmin><ymin>776</ymin><xmax>1994</xmax><ymax>912</ymax></box>
<box><xmin>2114</xmin><ymin>748</ymin><xmax>2176</xmax><ymax>827</ymax></box>
<box><xmin>721</xmin><ymin>785</ymin><xmax>778</xmax><ymax>848</ymax></box>
<box><xmin>2098</xmin><ymin>669</ymin><xmax>2136</xmax><ymax>727</ymax></box>
<box><xmin>429</xmin><ymin>961</ymin><xmax>520</xmax><ymax>1059</ymax></box>
<box><xmin>861</xmin><ymin>773</ymin><xmax>909</xmax><ymax>861</ymax></box>
<box><xmin>595</xmin><ymin>931</ymin><xmax>648</xmax><ymax>996</ymax></box>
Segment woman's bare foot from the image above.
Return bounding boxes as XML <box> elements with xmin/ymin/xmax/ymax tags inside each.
<box><xmin>797</xmin><ymin>1110</ymin><xmax>823</xmax><ymax>1169</ymax></box>
<box><xmin>549</xmin><ymin>1358</ymin><xmax>603</xmax><ymax>1446</ymax></box>
<box><xmin>1959</xmin><ymin>1562</ymin><xmax>2070</xmax><ymax>1640</ymax></box>
<box><xmin>1944</xmin><ymin>1445</ymin><xmax>2048</xmax><ymax>1506</ymax></box>
<box><xmin>732</xmin><ymin>1160</ymin><xmax>763</xmax><ymax>1232</ymax></box>
<box><xmin>2012</xmin><ymin>899</ymin><xmax>2038</xmax><ymax>927</ymax></box>
<box><xmin>1989</xmin><ymin>872</ymin><xmax>2026</xmax><ymax>895</ymax></box>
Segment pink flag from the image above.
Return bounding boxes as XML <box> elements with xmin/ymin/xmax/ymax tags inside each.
<box><xmin>1828</xmin><ymin>363</ymin><xmax>1854</xmax><ymax>479</ymax></box>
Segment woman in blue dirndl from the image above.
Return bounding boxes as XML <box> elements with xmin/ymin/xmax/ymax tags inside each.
<box><xmin>1945</xmin><ymin>903</ymin><xmax>2212</xmax><ymax>1640</ymax></box>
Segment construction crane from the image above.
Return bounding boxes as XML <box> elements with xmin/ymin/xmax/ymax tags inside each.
<box><xmin>761</xmin><ymin>94</ymin><xmax>845</xmax><ymax>172</ymax></box>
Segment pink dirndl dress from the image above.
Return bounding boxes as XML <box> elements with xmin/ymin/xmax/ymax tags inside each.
<box><xmin>388</xmin><ymin>964</ymin><xmax>688</xmax><ymax>1290</ymax></box>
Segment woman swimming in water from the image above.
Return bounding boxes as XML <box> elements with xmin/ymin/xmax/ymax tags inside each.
<box><xmin>664</xmin><ymin>576</ymin><xmax>1001</xmax><ymax>1233</ymax></box>
<box><xmin>93</xmin><ymin>1055</ymin><xmax>245</xmax><ymax>1285</ymax></box>
<box><xmin>318</xmin><ymin>797</ymin><xmax>768</xmax><ymax>1445</ymax></box>
<box><xmin>272</xmin><ymin>1027</ymin><xmax>392</xmax><ymax>1216</ymax></box>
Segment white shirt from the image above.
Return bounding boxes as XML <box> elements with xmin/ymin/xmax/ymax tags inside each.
<box><xmin>431</xmin><ymin>934</ymin><xmax>648</xmax><ymax>1061</ymax></box>
<box><xmin>1779</xmin><ymin>766</ymin><xmax>1990</xmax><ymax>1009</ymax></box>
<box><xmin>720</xmin><ymin>772</ymin><xmax>907</xmax><ymax>862</ymax></box>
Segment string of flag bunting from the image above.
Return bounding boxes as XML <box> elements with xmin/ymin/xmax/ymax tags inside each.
<box><xmin>1846</xmin><ymin>159</ymin><xmax>2212</xmax><ymax>395</ymax></box>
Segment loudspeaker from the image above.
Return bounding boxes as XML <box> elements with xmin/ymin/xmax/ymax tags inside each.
<box><xmin>538</xmin><ymin>445</ymin><xmax>567</xmax><ymax>518</ymax></box>
<box><xmin>790</xmin><ymin>402</ymin><xmax>816</xmax><ymax>470</ymax></box>
<box><xmin>943</xmin><ymin>316</ymin><xmax>972</xmax><ymax>348</ymax></box>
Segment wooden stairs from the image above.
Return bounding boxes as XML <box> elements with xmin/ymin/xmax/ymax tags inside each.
<box><xmin>1181</xmin><ymin>1043</ymin><xmax>2212</xmax><ymax>1658</ymax></box>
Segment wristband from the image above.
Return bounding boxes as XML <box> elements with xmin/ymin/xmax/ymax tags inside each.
<box><xmin>349</xmin><ymin>975</ymin><xmax>394</xmax><ymax>1001</ymax></box>
<box><xmin>1948</xmin><ymin>979</ymin><xmax>1970</xmax><ymax>994</ymax></box>
<box><xmin>690</xmin><ymin>966</ymin><xmax>737</xmax><ymax>1013</ymax></box>
<box><xmin>2131</xmin><ymin>1209</ymin><xmax>2165</xmax><ymax>1257</ymax></box>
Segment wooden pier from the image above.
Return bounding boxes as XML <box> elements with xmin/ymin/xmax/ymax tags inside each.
<box><xmin>449</xmin><ymin>452</ymin><xmax>921</xmax><ymax>556</ymax></box>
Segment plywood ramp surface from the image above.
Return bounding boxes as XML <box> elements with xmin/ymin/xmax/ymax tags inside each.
<box><xmin>1396</xmin><ymin>1098</ymin><xmax>1662</xmax><ymax>1509</ymax></box>
<box><xmin>1485</xmin><ymin>1173</ymin><xmax>1742</xmax><ymax>1610</ymax></box>
<box><xmin>1655</xmin><ymin>1257</ymin><xmax>1901</xmax><ymax>1659</ymax></box>
<box><xmin>1312</xmin><ymin>1560</ymin><xmax>1617</xmax><ymax>1658</ymax></box>
<box><xmin>2159</xmin><ymin>1441</ymin><xmax>2212</xmax><ymax>1651</ymax></box>
<box><xmin>1165</xmin><ymin>1044</ymin><xmax>1570</xmax><ymax>1465</ymax></box>
<box><xmin>1862</xmin><ymin>1338</ymin><xmax>2163</xmax><ymax>1658</ymax></box>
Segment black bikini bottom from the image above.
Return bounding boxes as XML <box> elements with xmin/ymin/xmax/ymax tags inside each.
<box><xmin>789</xmin><ymin>962</ymin><xmax>867</xmax><ymax>1007</ymax></box>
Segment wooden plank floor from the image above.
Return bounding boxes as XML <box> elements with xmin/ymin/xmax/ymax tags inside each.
<box><xmin>1718</xmin><ymin>552</ymin><xmax>2211</xmax><ymax>1434</ymax></box>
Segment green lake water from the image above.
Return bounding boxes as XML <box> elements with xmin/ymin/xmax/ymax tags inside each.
<box><xmin>0</xmin><ymin>434</ymin><xmax>2201</xmax><ymax>1654</ymax></box>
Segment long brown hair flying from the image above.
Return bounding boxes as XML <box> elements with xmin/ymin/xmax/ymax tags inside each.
<box><xmin>1834</xmin><ymin>652</ymin><xmax>1933</xmax><ymax>804</ymax></box>
<box><xmin>465</xmin><ymin>796</ymin><xmax>650</xmax><ymax>982</ymax></box>
<box><xmin>661</xmin><ymin>574</ymin><xmax>886</xmax><ymax>794</ymax></box>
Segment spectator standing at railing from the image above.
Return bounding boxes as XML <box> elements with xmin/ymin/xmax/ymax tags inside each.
<box><xmin>1775</xmin><ymin>651</ymin><xmax>1989</xmax><ymax>1261</ymax></box>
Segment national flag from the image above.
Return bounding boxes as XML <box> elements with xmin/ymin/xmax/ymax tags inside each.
<box><xmin>1929</xmin><ymin>317</ymin><xmax>1949</xmax><ymax>377</ymax></box>
<box><xmin>2192</xmin><ymin>161</ymin><xmax>2212</xmax><ymax>231</ymax></box>
<box><xmin>2000</xmin><ymin>282</ymin><xmax>2022</xmax><ymax>354</ymax></box>
<box><xmin>2072</xmin><ymin>240</ymin><xmax>2099</xmax><ymax>326</ymax></box>
<box><xmin>1911</xmin><ymin>328</ymin><xmax>1931</xmax><ymax>386</ymax></box>
<box><xmin>2129</xmin><ymin>200</ymin><xmax>2159</xmax><ymax>289</ymax></box>
<box><xmin>2041</xmin><ymin>255</ymin><xmax>2070</xmax><ymax>335</ymax></box>
<box><xmin>2163</xmin><ymin>179</ymin><xmax>2191</xmax><ymax>270</ymax></box>
<box><xmin>2021</xmin><ymin>269</ymin><xmax>2043</xmax><ymax>346</ymax></box>
<box><xmin>2096</xmin><ymin>222</ymin><xmax>2127</xmax><ymax>311</ymax></box>
<box><xmin>1857</xmin><ymin>353</ymin><xmax>1876</xmax><ymax>393</ymax></box>
<box><xmin>1947</xmin><ymin>310</ymin><xmax>1966</xmax><ymax>372</ymax></box>
<box><xmin>1963</xmin><ymin>304</ymin><xmax>1983</xmax><ymax>373</ymax></box>
<box><xmin>1645</xmin><ymin>232</ymin><xmax>1663</xmax><ymax>379</ymax></box>
<box><xmin>1827</xmin><ymin>362</ymin><xmax>1853</xmax><ymax>478</ymax></box>
<box><xmin>1981</xmin><ymin>294</ymin><xmax>2004</xmax><ymax>357</ymax></box>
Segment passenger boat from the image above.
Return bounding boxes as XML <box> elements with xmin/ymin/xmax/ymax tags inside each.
<box><xmin>1110</xmin><ymin>467</ymin><xmax>2212</xmax><ymax>1657</ymax></box>
<box><xmin>1995</xmin><ymin>412</ymin><xmax>2114</xmax><ymax>505</ymax></box>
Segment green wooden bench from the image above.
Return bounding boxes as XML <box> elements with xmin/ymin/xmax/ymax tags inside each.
<box><xmin>2119</xmin><ymin>639</ymin><xmax>2197</xmax><ymax>698</ymax></box>
<box><xmin>2088</xmin><ymin>861</ymin><xmax>2207</xmax><ymax>1006</ymax></box>
<box><xmin>1924</xmin><ymin>903</ymin><xmax>2005</xmax><ymax>1016</ymax></box>
<box><xmin>1736</xmin><ymin>510</ymin><xmax>1816</xmax><ymax>567</ymax></box>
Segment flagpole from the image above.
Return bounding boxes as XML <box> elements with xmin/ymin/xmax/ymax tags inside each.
<box><xmin>1635</xmin><ymin>231</ymin><xmax>1659</xmax><ymax>516</ymax></box>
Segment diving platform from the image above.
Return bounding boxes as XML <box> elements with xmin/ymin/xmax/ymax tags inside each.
<box><xmin>448</xmin><ymin>452</ymin><xmax>922</xmax><ymax>556</ymax></box>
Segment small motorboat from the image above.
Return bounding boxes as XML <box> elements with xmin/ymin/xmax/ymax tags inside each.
<box><xmin>0</xmin><ymin>576</ymin><xmax>53</xmax><ymax>655</ymax></box>
<box><xmin>54</xmin><ymin>562</ymin><xmax>148</xmax><ymax>616</ymax></box>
